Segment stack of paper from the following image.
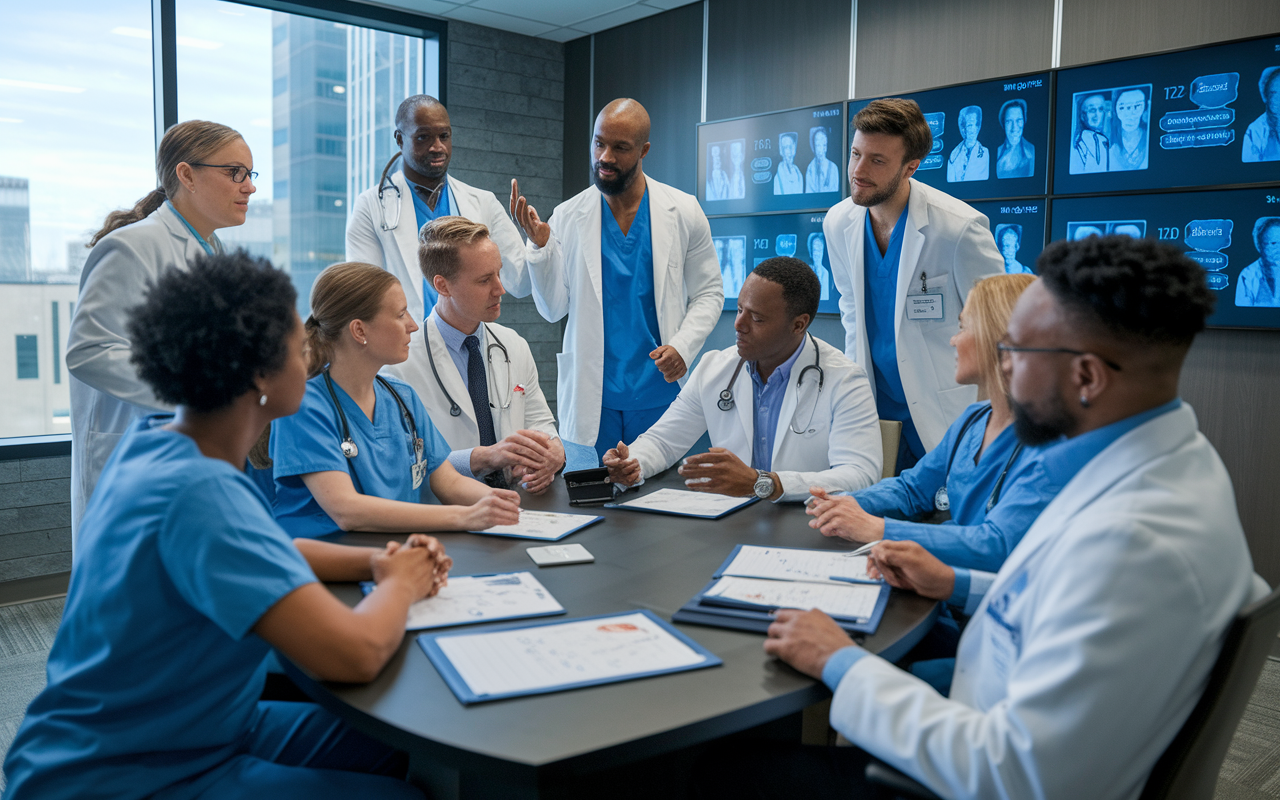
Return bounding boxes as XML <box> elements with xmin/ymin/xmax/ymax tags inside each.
<box><xmin>605</xmin><ymin>488</ymin><xmax>757</xmax><ymax>519</ymax></box>
<box><xmin>360</xmin><ymin>571</ymin><xmax>564</xmax><ymax>630</ymax></box>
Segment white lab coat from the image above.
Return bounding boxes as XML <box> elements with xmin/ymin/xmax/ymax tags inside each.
<box><xmin>526</xmin><ymin>176</ymin><xmax>724</xmax><ymax>447</ymax></box>
<box><xmin>384</xmin><ymin>317</ymin><xmax>558</xmax><ymax>451</ymax></box>
<box><xmin>824</xmin><ymin>179</ymin><xmax>1003</xmax><ymax>451</ymax></box>
<box><xmin>67</xmin><ymin>203</ymin><xmax>207</xmax><ymax>540</ymax></box>
<box><xmin>346</xmin><ymin>172</ymin><xmax>530</xmax><ymax>322</ymax></box>
<box><xmin>828</xmin><ymin>403</ymin><xmax>1266</xmax><ymax>800</ymax></box>
<box><xmin>626</xmin><ymin>336</ymin><xmax>881</xmax><ymax>502</ymax></box>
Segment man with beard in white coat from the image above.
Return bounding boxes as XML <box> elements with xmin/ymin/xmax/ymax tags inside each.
<box><xmin>347</xmin><ymin>95</ymin><xmax>529</xmax><ymax>322</ymax></box>
<box><xmin>510</xmin><ymin>98</ymin><xmax>723</xmax><ymax>463</ymax></box>
<box><xmin>699</xmin><ymin>235</ymin><xmax>1266</xmax><ymax>799</ymax></box>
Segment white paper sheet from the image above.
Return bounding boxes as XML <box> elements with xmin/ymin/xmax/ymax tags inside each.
<box><xmin>472</xmin><ymin>510</ymin><xmax>599</xmax><ymax>540</ymax></box>
<box><xmin>390</xmin><ymin>572</ymin><xmax>563</xmax><ymax>630</ymax></box>
<box><xmin>705</xmin><ymin>576</ymin><xmax>882</xmax><ymax>621</ymax></box>
<box><xmin>435</xmin><ymin>612</ymin><xmax>708</xmax><ymax>697</ymax></box>
<box><xmin>721</xmin><ymin>545</ymin><xmax>875</xmax><ymax>584</ymax></box>
<box><xmin>614</xmin><ymin>488</ymin><xmax>754</xmax><ymax>518</ymax></box>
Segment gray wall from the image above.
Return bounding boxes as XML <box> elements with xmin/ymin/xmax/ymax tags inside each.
<box><xmin>0</xmin><ymin>456</ymin><xmax>71</xmax><ymax>583</ymax></box>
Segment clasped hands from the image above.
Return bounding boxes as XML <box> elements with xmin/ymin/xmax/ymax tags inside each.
<box><xmin>372</xmin><ymin>534</ymin><xmax>453</xmax><ymax>601</ymax></box>
<box><xmin>603</xmin><ymin>444</ymin><xmax>765</xmax><ymax>496</ymax></box>
<box><xmin>472</xmin><ymin>429</ymin><xmax>565</xmax><ymax>494</ymax></box>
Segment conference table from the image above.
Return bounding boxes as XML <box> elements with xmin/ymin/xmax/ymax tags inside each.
<box><xmin>283</xmin><ymin>470</ymin><xmax>939</xmax><ymax>799</ymax></box>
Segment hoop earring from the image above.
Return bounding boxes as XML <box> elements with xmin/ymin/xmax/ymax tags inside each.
<box><xmin>259</xmin><ymin>394</ymin><xmax>268</xmax><ymax>406</ymax></box>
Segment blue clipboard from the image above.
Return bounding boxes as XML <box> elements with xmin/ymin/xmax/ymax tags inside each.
<box><xmin>467</xmin><ymin>513</ymin><xmax>604</xmax><ymax>541</ymax></box>
<box><xmin>672</xmin><ymin>578</ymin><xmax>890</xmax><ymax>636</ymax></box>
<box><xmin>604</xmin><ymin>491</ymin><xmax>759</xmax><ymax>520</ymax></box>
<box><xmin>418</xmin><ymin>609</ymin><xmax>722</xmax><ymax>705</ymax></box>
<box><xmin>360</xmin><ymin>571</ymin><xmax>566</xmax><ymax>631</ymax></box>
<box><xmin>712</xmin><ymin>543</ymin><xmax>881</xmax><ymax>585</ymax></box>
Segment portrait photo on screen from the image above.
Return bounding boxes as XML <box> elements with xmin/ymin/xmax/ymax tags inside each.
<box><xmin>698</xmin><ymin>103</ymin><xmax>845</xmax><ymax>215</ymax></box>
<box><xmin>850</xmin><ymin>72</ymin><xmax>1050</xmax><ymax>201</ymax></box>
<box><xmin>970</xmin><ymin>199</ymin><xmax>1047</xmax><ymax>275</ymax></box>
<box><xmin>709</xmin><ymin>213</ymin><xmax>842</xmax><ymax>313</ymax></box>
<box><xmin>714</xmin><ymin>235</ymin><xmax>749</xmax><ymax>298</ymax></box>
<box><xmin>1053</xmin><ymin>34</ymin><xmax>1280</xmax><ymax>195</ymax></box>
<box><xmin>1050</xmin><ymin>187</ymin><xmax>1280</xmax><ymax>328</ymax></box>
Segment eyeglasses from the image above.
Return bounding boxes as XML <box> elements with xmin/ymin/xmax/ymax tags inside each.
<box><xmin>996</xmin><ymin>342</ymin><xmax>1123</xmax><ymax>372</ymax></box>
<box><xmin>190</xmin><ymin>163</ymin><xmax>258</xmax><ymax>183</ymax></box>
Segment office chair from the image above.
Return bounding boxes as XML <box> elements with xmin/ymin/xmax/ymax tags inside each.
<box><xmin>879</xmin><ymin>420</ymin><xmax>902</xmax><ymax>479</ymax></box>
<box><xmin>863</xmin><ymin>583</ymin><xmax>1280</xmax><ymax>800</ymax></box>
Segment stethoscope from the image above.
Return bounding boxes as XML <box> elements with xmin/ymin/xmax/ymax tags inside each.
<box><xmin>934</xmin><ymin>405</ymin><xmax>1024</xmax><ymax>513</ymax></box>
<box><xmin>322</xmin><ymin>368</ymin><xmax>422</xmax><ymax>463</ymax></box>
<box><xmin>375</xmin><ymin>153</ymin><xmax>447</xmax><ymax>232</ymax></box>
<box><xmin>424</xmin><ymin>322</ymin><xmax>513</xmax><ymax>417</ymax></box>
<box><xmin>717</xmin><ymin>333</ymin><xmax>824</xmax><ymax>435</ymax></box>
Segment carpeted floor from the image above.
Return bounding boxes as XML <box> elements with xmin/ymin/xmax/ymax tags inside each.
<box><xmin>1</xmin><ymin>596</ymin><xmax>1279</xmax><ymax>797</ymax></box>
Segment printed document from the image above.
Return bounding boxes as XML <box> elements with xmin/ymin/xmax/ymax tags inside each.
<box><xmin>705</xmin><ymin>576</ymin><xmax>881</xmax><ymax>621</ymax></box>
<box><xmin>612</xmin><ymin>488</ymin><xmax>754</xmax><ymax>518</ymax></box>
<box><xmin>472</xmin><ymin>510</ymin><xmax>600</xmax><ymax>540</ymax></box>
<box><xmin>389</xmin><ymin>572</ymin><xmax>562</xmax><ymax>630</ymax></box>
<box><xmin>721</xmin><ymin>545</ymin><xmax>874</xmax><ymax>584</ymax></box>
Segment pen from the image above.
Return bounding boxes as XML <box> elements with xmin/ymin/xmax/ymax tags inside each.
<box><xmin>848</xmin><ymin>541</ymin><xmax>879</xmax><ymax>557</ymax></box>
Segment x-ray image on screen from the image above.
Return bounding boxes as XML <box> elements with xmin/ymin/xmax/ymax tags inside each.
<box><xmin>1243</xmin><ymin>66</ymin><xmax>1280</xmax><ymax>162</ymax></box>
<box><xmin>948</xmin><ymin>105</ymin><xmax>990</xmax><ymax>182</ymax></box>
<box><xmin>1050</xmin><ymin>187</ymin><xmax>1280</xmax><ymax>328</ymax></box>
<box><xmin>709</xmin><ymin>213</ymin><xmax>841</xmax><ymax>313</ymax></box>
<box><xmin>706</xmin><ymin>140</ymin><xmax>746</xmax><ymax>201</ymax></box>
<box><xmin>970</xmin><ymin>199</ymin><xmax>1047</xmax><ymax>274</ymax></box>
<box><xmin>774</xmin><ymin>132</ymin><xmax>804</xmax><ymax>195</ymax></box>
<box><xmin>806</xmin><ymin>126</ymin><xmax>840</xmax><ymax>193</ymax></box>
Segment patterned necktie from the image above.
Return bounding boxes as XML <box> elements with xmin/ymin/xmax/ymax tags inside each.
<box><xmin>464</xmin><ymin>335</ymin><xmax>497</xmax><ymax>447</ymax></box>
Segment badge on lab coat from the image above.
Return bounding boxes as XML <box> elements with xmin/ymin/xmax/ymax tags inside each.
<box><xmin>907</xmin><ymin>293</ymin><xmax>944</xmax><ymax>320</ymax></box>
<box><xmin>411</xmin><ymin>438</ymin><xmax>427</xmax><ymax>490</ymax></box>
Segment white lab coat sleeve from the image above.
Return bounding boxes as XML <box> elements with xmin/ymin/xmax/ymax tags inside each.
<box><xmin>666</xmin><ymin>209</ymin><xmax>724</xmax><ymax>367</ymax></box>
<box><xmin>66</xmin><ymin>237</ymin><xmax>172</xmax><ymax>412</ymax></box>
<box><xmin>527</xmin><ymin>214</ymin><xmax>571</xmax><ymax>323</ymax></box>
<box><xmin>824</xmin><ymin>212</ymin><xmax>859</xmax><ymax>357</ymax></box>
<box><xmin>346</xmin><ymin>189</ymin><xmax>385</xmax><ymax>267</ymax></box>
<box><xmin>952</xmin><ymin>216</ymin><xmax>1004</xmax><ymax>308</ymax></box>
<box><xmin>627</xmin><ymin>371</ymin><xmax>710</xmax><ymax>480</ymax></box>
<box><xmin>481</xmin><ymin>191</ymin><xmax>532</xmax><ymax>299</ymax></box>
<box><xmin>829</xmin><ymin>522</ymin><xmax>1230</xmax><ymax>800</ymax></box>
<box><xmin>774</xmin><ymin>367</ymin><xmax>881</xmax><ymax>501</ymax></box>
<box><xmin>516</xmin><ymin>340</ymin><xmax>559</xmax><ymax>441</ymax></box>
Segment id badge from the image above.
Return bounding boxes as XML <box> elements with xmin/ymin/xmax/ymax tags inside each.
<box><xmin>411</xmin><ymin>458</ymin><xmax>427</xmax><ymax>490</ymax></box>
<box><xmin>907</xmin><ymin>293</ymin><xmax>944</xmax><ymax>320</ymax></box>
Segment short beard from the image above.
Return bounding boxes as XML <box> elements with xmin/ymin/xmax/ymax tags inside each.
<box><xmin>852</xmin><ymin>164</ymin><xmax>908</xmax><ymax>208</ymax></box>
<box><xmin>405</xmin><ymin>153</ymin><xmax>448</xmax><ymax>182</ymax></box>
<box><xmin>1010</xmin><ymin>394</ymin><xmax>1075</xmax><ymax>446</ymax></box>
<box><xmin>592</xmin><ymin>159</ymin><xmax>639</xmax><ymax>195</ymax></box>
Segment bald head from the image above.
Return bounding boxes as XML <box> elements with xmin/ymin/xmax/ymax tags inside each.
<box><xmin>395</xmin><ymin>95</ymin><xmax>445</xmax><ymax>131</ymax></box>
<box><xmin>595</xmin><ymin>98</ymin><xmax>651</xmax><ymax>147</ymax></box>
<box><xmin>591</xmin><ymin>98</ymin><xmax>651</xmax><ymax>196</ymax></box>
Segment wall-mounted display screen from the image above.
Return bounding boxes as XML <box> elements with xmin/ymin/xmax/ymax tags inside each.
<box><xmin>1053</xmin><ymin>35</ymin><xmax>1280</xmax><ymax>195</ymax></box>
<box><xmin>697</xmin><ymin>103</ymin><xmax>845</xmax><ymax>215</ymax></box>
<box><xmin>1049</xmin><ymin>188</ymin><xmax>1280</xmax><ymax>328</ymax></box>
<box><xmin>848</xmin><ymin>72</ymin><xmax>1051</xmax><ymax>201</ymax></box>
<box><xmin>969</xmin><ymin>199</ymin><xmax>1047</xmax><ymax>274</ymax></box>
<box><xmin>708</xmin><ymin>212</ymin><xmax>842</xmax><ymax>314</ymax></box>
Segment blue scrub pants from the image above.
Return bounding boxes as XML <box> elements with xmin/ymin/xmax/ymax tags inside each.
<box><xmin>594</xmin><ymin>404</ymin><xmax>671</xmax><ymax>463</ymax></box>
<box><xmin>154</xmin><ymin>702</ymin><xmax>422</xmax><ymax>800</ymax></box>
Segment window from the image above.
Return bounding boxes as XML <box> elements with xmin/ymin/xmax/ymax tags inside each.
<box><xmin>16</xmin><ymin>335</ymin><xmax>37</xmax><ymax>380</ymax></box>
<box><xmin>51</xmin><ymin>301</ymin><xmax>60</xmax><ymax>384</ymax></box>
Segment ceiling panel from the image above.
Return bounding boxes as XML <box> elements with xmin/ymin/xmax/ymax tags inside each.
<box><xmin>353</xmin><ymin>0</ymin><xmax>699</xmax><ymax>40</ymax></box>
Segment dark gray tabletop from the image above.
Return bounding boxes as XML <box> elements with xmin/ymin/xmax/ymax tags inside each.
<box><xmin>283</xmin><ymin>470</ymin><xmax>938</xmax><ymax>789</ymax></box>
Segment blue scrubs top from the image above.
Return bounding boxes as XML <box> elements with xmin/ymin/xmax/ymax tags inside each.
<box><xmin>409</xmin><ymin>178</ymin><xmax>454</xmax><ymax>313</ymax></box>
<box><xmin>2</xmin><ymin>416</ymin><xmax>317</xmax><ymax>800</ymax></box>
<box><xmin>601</xmin><ymin>190</ymin><xmax>678</xmax><ymax>411</ymax></box>
<box><xmin>270</xmin><ymin>374</ymin><xmax>450</xmax><ymax>539</ymax></box>
<box><xmin>853</xmin><ymin>401</ymin><xmax>1063</xmax><ymax>572</ymax></box>
<box><xmin>863</xmin><ymin>209</ymin><xmax>924</xmax><ymax>460</ymax></box>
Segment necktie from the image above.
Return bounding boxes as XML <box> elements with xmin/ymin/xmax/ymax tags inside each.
<box><xmin>464</xmin><ymin>335</ymin><xmax>497</xmax><ymax>447</ymax></box>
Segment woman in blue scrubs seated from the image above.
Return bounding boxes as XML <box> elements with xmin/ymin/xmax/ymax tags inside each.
<box><xmin>271</xmin><ymin>261</ymin><xmax>521</xmax><ymax>538</ymax></box>
<box><xmin>807</xmin><ymin>273</ymin><xmax>1057</xmax><ymax>572</ymax></box>
<box><xmin>3</xmin><ymin>252</ymin><xmax>445</xmax><ymax>799</ymax></box>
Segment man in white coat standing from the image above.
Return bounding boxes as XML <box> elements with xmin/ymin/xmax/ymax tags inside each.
<box><xmin>718</xmin><ymin>236</ymin><xmax>1265</xmax><ymax>799</ymax></box>
<box><xmin>826</xmin><ymin>99</ymin><xmax>1002</xmax><ymax>471</ymax></box>
<box><xmin>602</xmin><ymin>257</ymin><xmax>880</xmax><ymax>503</ymax></box>
<box><xmin>510</xmin><ymin>98</ymin><xmax>723</xmax><ymax>462</ymax></box>
<box><xmin>386</xmin><ymin>217</ymin><xmax>563</xmax><ymax>493</ymax></box>
<box><xmin>347</xmin><ymin>95</ymin><xmax>529</xmax><ymax>322</ymax></box>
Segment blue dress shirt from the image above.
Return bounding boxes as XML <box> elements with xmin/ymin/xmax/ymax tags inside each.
<box><xmin>747</xmin><ymin>337</ymin><xmax>807</xmax><ymax>472</ymax></box>
<box><xmin>409</xmin><ymin>178</ymin><xmax>454</xmax><ymax>313</ymax></box>
<box><xmin>428</xmin><ymin>308</ymin><xmax>489</xmax><ymax>479</ymax></box>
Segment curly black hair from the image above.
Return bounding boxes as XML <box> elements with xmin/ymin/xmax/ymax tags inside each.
<box><xmin>128</xmin><ymin>249</ymin><xmax>298</xmax><ymax>412</ymax></box>
<box><xmin>1035</xmin><ymin>234</ymin><xmax>1215</xmax><ymax>346</ymax></box>
<box><xmin>750</xmin><ymin>256</ymin><xmax>821</xmax><ymax>322</ymax></box>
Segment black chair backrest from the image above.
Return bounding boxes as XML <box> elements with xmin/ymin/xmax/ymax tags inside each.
<box><xmin>1139</xmin><ymin>584</ymin><xmax>1280</xmax><ymax>800</ymax></box>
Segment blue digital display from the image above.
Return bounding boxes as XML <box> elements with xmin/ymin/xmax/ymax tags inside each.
<box><xmin>708</xmin><ymin>212</ymin><xmax>842</xmax><ymax>314</ymax></box>
<box><xmin>969</xmin><ymin>199</ymin><xmax>1047</xmax><ymax>274</ymax></box>
<box><xmin>848</xmin><ymin>72</ymin><xmax>1051</xmax><ymax>201</ymax></box>
<box><xmin>698</xmin><ymin>103</ymin><xmax>845</xmax><ymax>215</ymax></box>
<box><xmin>1049</xmin><ymin>187</ymin><xmax>1280</xmax><ymax>328</ymax></box>
<box><xmin>1053</xmin><ymin>35</ymin><xmax>1280</xmax><ymax>195</ymax></box>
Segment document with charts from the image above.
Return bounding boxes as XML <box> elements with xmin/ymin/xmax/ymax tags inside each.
<box><xmin>717</xmin><ymin>544</ymin><xmax>876</xmax><ymax>585</ymax></box>
<box><xmin>469</xmin><ymin>510</ymin><xmax>604</xmax><ymax>541</ymax></box>
<box><xmin>605</xmin><ymin>488</ymin><xmax>757</xmax><ymax>519</ymax></box>
<box><xmin>702</xmin><ymin>576</ymin><xmax>881</xmax><ymax>621</ymax></box>
<box><xmin>419</xmin><ymin>610</ymin><xmax>721</xmax><ymax>704</ymax></box>
<box><xmin>360</xmin><ymin>571</ymin><xmax>564</xmax><ymax>630</ymax></box>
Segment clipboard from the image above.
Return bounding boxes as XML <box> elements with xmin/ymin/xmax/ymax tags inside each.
<box><xmin>418</xmin><ymin>609</ymin><xmax>722</xmax><ymax>705</ymax></box>
<box><xmin>604</xmin><ymin>488</ymin><xmax>759</xmax><ymax>520</ymax></box>
<box><xmin>712</xmin><ymin>543</ymin><xmax>880</xmax><ymax>585</ymax></box>
<box><xmin>360</xmin><ymin>570</ymin><xmax>565</xmax><ymax>630</ymax></box>
<box><xmin>672</xmin><ymin>578</ymin><xmax>890</xmax><ymax>636</ymax></box>
<box><xmin>468</xmin><ymin>511</ymin><xmax>605</xmax><ymax>541</ymax></box>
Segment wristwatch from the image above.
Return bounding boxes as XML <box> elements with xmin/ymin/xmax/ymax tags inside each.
<box><xmin>752</xmin><ymin>470</ymin><xmax>776</xmax><ymax>500</ymax></box>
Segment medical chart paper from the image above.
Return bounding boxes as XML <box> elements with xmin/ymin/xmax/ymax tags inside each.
<box><xmin>717</xmin><ymin>544</ymin><xmax>876</xmax><ymax>585</ymax></box>
<box><xmin>359</xmin><ymin>571</ymin><xmax>564</xmax><ymax>630</ymax></box>
<box><xmin>469</xmin><ymin>510</ymin><xmax>604</xmax><ymax>540</ymax></box>
<box><xmin>419</xmin><ymin>610</ymin><xmax>721</xmax><ymax>704</ymax></box>
<box><xmin>703</xmin><ymin>576</ymin><xmax>882</xmax><ymax>621</ymax></box>
<box><xmin>605</xmin><ymin>488</ymin><xmax>758</xmax><ymax>519</ymax></box>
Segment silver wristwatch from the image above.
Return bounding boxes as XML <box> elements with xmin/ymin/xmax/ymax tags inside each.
<box><xmin>752</xmin><ymin>470</ymin><xmax>775</xmax><ymax>500</ymax></box>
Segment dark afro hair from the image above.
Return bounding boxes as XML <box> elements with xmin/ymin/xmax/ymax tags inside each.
<box><xmin>1035</xmin><ymin>234</ymin><xmax>1215</xmax><ymax>347</ymax></box>
<box><xmin>750</xmin><ymin>256</ymin><xmax>821</xmax><ymax>322</ymax></box>
<box><xmin>128</xmin><ymin>249</ymin><xmax>298</xmax><ymax>412</ymax></box>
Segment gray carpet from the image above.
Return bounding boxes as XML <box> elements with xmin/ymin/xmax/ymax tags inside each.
<box><xmin>0</xmin><ymin>596</ymin><xmax>1278</xmax><ymax>797</ymax></box>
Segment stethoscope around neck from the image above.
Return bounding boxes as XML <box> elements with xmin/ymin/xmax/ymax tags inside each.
<box><xmin>717</xmin><ymin>333</ymin><xmax>825</xmax><ymax>435</ymax></box>
<box><xmin>375</xmin><ymin>153</ymin><xmax>447</xmax><ymax>232</ymax></box>
<box><xmin>934</xmin><ymin>404</ymin><xmax>1024</xmax><ymax>513</ymax></box>
<box><xmin>424</xmin><ymin>322</ymin><xmax>513</xmax><ymax>417</ymax></box>
<box><xmin>322</xmin><ymin>368</ymin><xmax>422</xmax><ymax>462</ymax></box>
